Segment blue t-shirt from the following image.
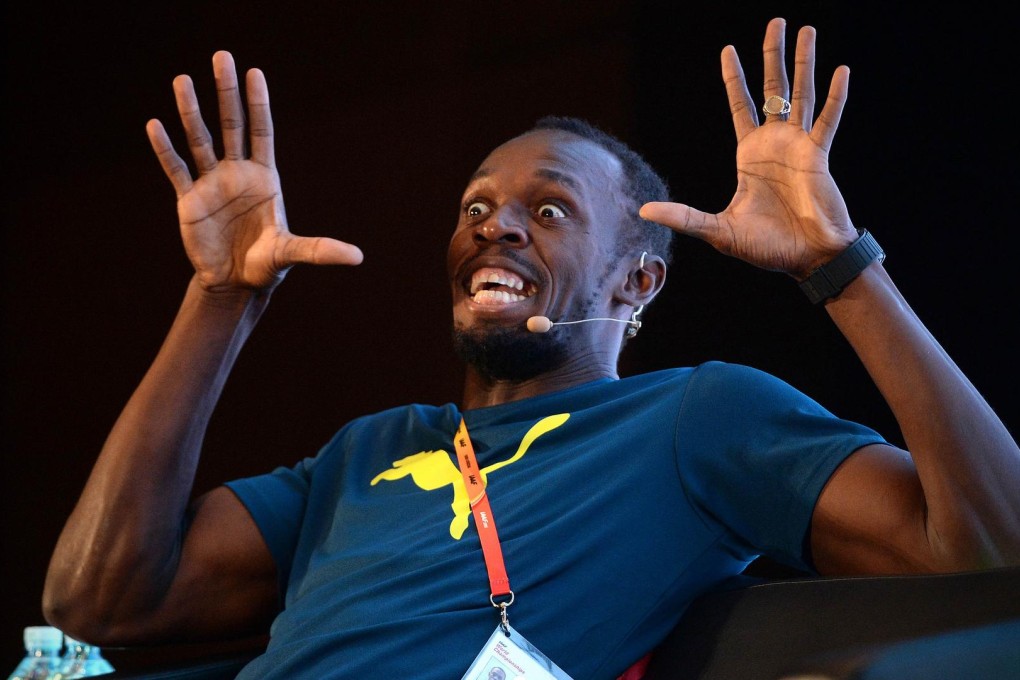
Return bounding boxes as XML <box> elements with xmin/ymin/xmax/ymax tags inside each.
<box><xmin>226</xmin><ymin>362</ymin><xmax>885</xmax><ymax>679</ymax></box>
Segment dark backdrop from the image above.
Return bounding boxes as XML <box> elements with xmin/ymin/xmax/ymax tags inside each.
<box><xmin>4</xmin><ymin>0</ymin><xmax>1017</xmax><ymax>667</ymax></box>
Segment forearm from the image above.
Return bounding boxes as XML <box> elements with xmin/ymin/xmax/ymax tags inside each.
<box><xmin>825</xmin><ymin>263</ymin><xmax>1020</xmax><ymax>566</ymax></box>
<box><xmin>44</xmin><ymin>276</ymin><xmax>272</xmax><ymax>629</ymax></box>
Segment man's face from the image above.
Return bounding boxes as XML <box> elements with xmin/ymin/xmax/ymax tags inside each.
<box><xmin>447</xmin><ymin>129</ymin><xmax>630</xmax><ymax>379</ymax></box>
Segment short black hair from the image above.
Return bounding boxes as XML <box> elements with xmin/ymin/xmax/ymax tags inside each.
<box><xmin>529</xmin><ymin>115</ymin><xmax>675</xmax><ymax>265</ymax></box>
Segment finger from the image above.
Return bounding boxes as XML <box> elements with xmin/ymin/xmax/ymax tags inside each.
<box><xmin>790</xmin><ymin>25</ymin><xmax>817</xmax><ymax>130</ymax></box>
<box><xmin>213</xmin><ymin>51</ymin><xmax>246</xmax><ymax>161</ymax></box>
<box><xmin>245</xmin><ymin>68</ymin><xmax>275</xmax><ymax>167</ymax></box>
<box><xmin>279</xmin><ymin>236</ymin><xmax>365</xmax><ymax>268</ymax></box>
<box><xmin>146</xmin><ymin>118</ymin><xmax>194</xmax><ymax>197</ymax></box>
<box><xmin>721</xmin><ymin>45</ymin><xmax>758</xmax><ymax>139</ymax></box>
<box><xmin>639</xmin><ymin>202</ymin><xmax>719</xmax><ymax>242</ymax></box>
<box><xmin>762</xmin><ymin>17</ymin><xmax>789</xmax><ymax>124</ymax></box>
<box><xmin>173</xmin><ymin>74</ymin><xmax>218</xmax><ymax>175</ymax></box>
<box><xmin>811</xmin><ymin>66</ymin><xmax>850</xmax><ymax>153</ymax></box>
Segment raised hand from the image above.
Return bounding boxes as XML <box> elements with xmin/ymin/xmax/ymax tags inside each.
<box><xmin>146</xmin><ymin>51</ymin><xmax>363</xmax><ymax>293</ymax></box>
<box><xmin>640</xmin><ymin>18</ymin><xmax>859</xmax><ymax>280</ymax></box>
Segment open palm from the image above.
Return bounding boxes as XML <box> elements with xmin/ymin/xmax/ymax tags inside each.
<box><xmin>641</xmin><ymin>20</ymin><xmax>859</xmax><ymax>280</ymax></box>
<box><xmin>147</xmin><ymin>51</ymin><xmax>362</xmax><ymax>293</ymax></box>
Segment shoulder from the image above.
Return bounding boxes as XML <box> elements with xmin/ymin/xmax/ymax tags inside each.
<box><xmin>682</xmin><ymin>360</ymin><xmax>820</xmax><ymax>409</ymax></box>
<box><xmin>621</xmin><ymin>361</ymin><xmax>800</xmax><ymax>405</ymax></box>
<box><xmin>335</xmin><ymin>402</ymin><xmax>455</xmax><ymax>436</ymax></box>
<box><xmin>622</xmin><ymin>361</ymin><xmax>781</xmax><ymax>385</ymax></box>
<box><xmin>670</xmin><ymin>360</ymin><xmax>883</xmax><ymax>445</ymax></box>
<box><xmin>689</xmin><ymin>359</ymin><xmax>792</xmax><ymax>387</ymax></box>
<box><xmin>316</xmin><ymin>402</ymin><xmax>460</xmax><ymax>462</ymax></box>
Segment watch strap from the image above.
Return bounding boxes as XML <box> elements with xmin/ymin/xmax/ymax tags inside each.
<box><xmin>799</xmin><ymin>230</ymin><xmax>885</xmax><ymax>304</ymax></box>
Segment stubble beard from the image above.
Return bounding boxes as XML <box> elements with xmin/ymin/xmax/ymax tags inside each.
<box><xmin>452</xmin><ymin>324</ymin><xmax>570</xmax><ymax>382</ymax></box>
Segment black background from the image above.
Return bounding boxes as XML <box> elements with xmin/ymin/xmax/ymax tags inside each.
<box><xmin>4</xmin><ymin>0</ymin><xmax>1017</xmax><ymax>668</ymax></box>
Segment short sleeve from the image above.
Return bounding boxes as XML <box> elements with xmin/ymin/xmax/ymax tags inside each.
<box><xmin>676</xmin><ymin>361</ymin><xmax>887</xmax><ymax>571</ymax></box>
<box><xmin>225</xmin><ymin>457</ymin><xmax>315</xmax><ymax>594</ymax></box>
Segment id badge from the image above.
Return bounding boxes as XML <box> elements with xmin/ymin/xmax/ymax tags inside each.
<box><xmin>461</xmin><ymin>624</ymin><xmax>574</xmax><ymax>680</ymax></box>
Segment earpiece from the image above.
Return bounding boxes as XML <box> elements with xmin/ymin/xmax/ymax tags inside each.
<box><xmin>527</xmin><ymin>252</ymin><xmax>647</xmax><ymax>338</ymax></box>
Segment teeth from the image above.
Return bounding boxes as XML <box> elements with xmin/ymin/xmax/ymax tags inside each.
<box><xmin>482</xmin><ymin>274</ymin><xmax>523</xmax><ymax>291</ymax></box>
<box><xmin>469</xmin><ymin>269</ymin><xmax>532</xmax><ymax>296</ymax></box>
<box><xmin>472</xmin><ymin>290</ymin><xmax>528</xmax><ymax>304</ymax></box>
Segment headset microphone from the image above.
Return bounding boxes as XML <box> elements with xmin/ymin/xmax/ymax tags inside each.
<box><xmin>527</xmin><ymin>310</ymin><xmax>643</xmax><ymax>337</ymax></box>
<box><xmin>525</xmin><ymin>252</ymin><xmax>649</xmax><ymax>338</ymax></box>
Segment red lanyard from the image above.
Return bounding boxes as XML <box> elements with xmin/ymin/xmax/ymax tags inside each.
<box><xmin>453</xmin><ymin>417</ymin><xmax>514</xmax><ymax>608</ymax></box>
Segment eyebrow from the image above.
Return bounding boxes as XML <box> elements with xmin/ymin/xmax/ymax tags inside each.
<box><xmin>469</xmin><ymin>167</ymin><xmax>582</xmax><ymax>192</ymax></box>
<box><xmin>535</xmin><ymin>168</ymin><xmax>581</xmax><ymax>191</ymax></box>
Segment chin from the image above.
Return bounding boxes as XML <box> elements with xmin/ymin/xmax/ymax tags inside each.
<box><xmin>452</xmin><ymin>324</ymin><xmax>568</xmax><ymax>382</ymax></box>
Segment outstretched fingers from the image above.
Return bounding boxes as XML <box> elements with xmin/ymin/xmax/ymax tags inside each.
<box><xmin>722</xmin><ymin>45</ymin><xmax>757</xmax><ymax>139</ymax></box>
<box><xmin>146</xmin><ymin>118</ymin><xmax>193</xmax><ymax>197</ymax></box>
<box><xmin>639</xmin><ymin>202</ymin><xmax>719</xmax><ymax>243</ymax></box>
<box><xmin>213</xmin><ymin>51</ymin><xmax>247</xmax><ymax>161</ymax></box>
<box><xmin>173</xmin><ymin>74</ymin><xmax>217</xmax><ymax>175</ymax></box>
<box><xmin>280</xmin><ymin>235</ymin><xmax>365</xmax><ymax>268</ymax></box>
<box><xmin>761</xmin><ymin>18</ymin><xmax>790</xmax><ymax>124</ymax></box>
<box><xmin>245</xmin><ymin>68</ymin><xmax>275</xmax><ymax>167</ymax></box>
<box><xmin>790</xmin><ymin>25</ymin><xmax>817</xmax><ymax>131</ymax></box>
<box><xmin>811</xmin><ymin>66</ymin><xmax>850</xmax><ymax>152</ymax></box>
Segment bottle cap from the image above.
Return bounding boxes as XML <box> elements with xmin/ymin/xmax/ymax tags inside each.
<box><xmin>24</xmin><ymin>625</ymin><xmax>63</xmax><ymax>650</ymax></box>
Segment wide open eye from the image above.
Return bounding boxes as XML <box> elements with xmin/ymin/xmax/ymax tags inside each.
<box><xmin>537</xmin><ymin>203</ymin><xmax>566</xmax><ymax>218</ymax></box>
<box><xmin>466</xmin><ymin>201</ymin><xmax>491</xmax><ymax>217</ymax></box>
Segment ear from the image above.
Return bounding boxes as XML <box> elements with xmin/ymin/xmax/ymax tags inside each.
<box><xmin>614</xmin><ymin>251</ymin><xmax>666</xmax><ymax>309</ymax></box>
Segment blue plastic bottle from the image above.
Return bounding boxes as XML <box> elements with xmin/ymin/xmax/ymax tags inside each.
<box><xmin>7</xmin><ymin>626</ymin><xmax>62</xmax><ymax>680</ymax></box>
<box><xmin>49</xmin><ymin>635</ymin><xmax>114</xmax><ymax>679</ymax></box>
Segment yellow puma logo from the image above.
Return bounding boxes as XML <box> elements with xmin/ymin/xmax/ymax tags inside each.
<box><xmin>370</xmin><ymin>414</ymin><xmax>570</xmax><ymax>539</ymax></box>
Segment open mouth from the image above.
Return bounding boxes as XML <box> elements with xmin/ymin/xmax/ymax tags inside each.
<box><xmin>468</xmin><ymin>267</ymin><xmax>539</xmax><ymax>305</ymax></box>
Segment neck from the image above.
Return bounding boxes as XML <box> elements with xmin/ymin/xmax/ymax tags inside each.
<box><xmin>461</xmin><ymin>350</ymin><xmax>619</xmax><ymax>410</ymax></box>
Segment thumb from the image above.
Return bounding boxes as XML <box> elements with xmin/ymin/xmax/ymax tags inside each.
<box><xmin>281</xmin><ymin>234</ymin><xmax>365</xmax><ymax>268</ymax></box>
<box><xmin>640</xmin><ymin>201</ymin><xmax>717</xmax><ymax>241</ymax></box>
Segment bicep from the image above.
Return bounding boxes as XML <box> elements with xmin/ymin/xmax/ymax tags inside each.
<box><xmin>810</xmin><ymin>443</ymin><xmax>936</xmax><ymax>575</ymax></box>
<box><xmin>153</xmin><ymin>486</ymin><xmax>279</xmax><ymax>640</ymax></box>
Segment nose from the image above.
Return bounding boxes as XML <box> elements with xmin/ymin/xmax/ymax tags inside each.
<box><xmin>473</xmin><ymin>205</ymin><xmax>530</xmax><ymax>248</ymax></box>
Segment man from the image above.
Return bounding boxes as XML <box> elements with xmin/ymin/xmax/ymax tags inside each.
<box><xmin>43</xmin><ymin>17</ymin><xmax>1019</xmax><ymax>680</ymax></box>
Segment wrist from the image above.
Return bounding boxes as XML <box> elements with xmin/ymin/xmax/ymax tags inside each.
<box><xmin>799</xmin><ymin>230</ymin><xmax>885</xmax><ymax>305</ymax></box>
<box><xmin>189</xmin><ymin>276</ymin><xmax>272</xmax><ymax>313</ymax></box>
